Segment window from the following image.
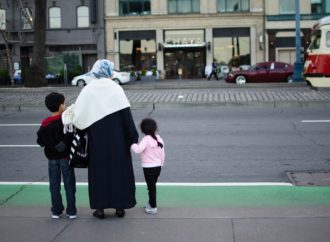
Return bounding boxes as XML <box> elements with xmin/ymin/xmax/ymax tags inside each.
<box><xmin>168</xmin><ymin>0</ymin><xmax>200</xmax><ymax>14</ymax></box>
<box><xmin>77</xmin><ymin>6</ymin><xmax>89</xmax><ymax>28</ymax></box>
<box><xmin>279</xmin><ymin>0</ymin><xmax>295</xmax><ymax>14</ymax></box>
<box><xmin>311</xmin><ymin>0</ymin><xmax>322</xmax><ymax>13</ymax></box>
<box><xmin>119</xmin><ymin>30</ymin><xmax>156</xmax><ymax>72</ymax></box>
<box><xmin>326</xmin><ymin>31</ymin><xmax>330</xmax><ymax>47</ymax></box>
<box><xmin>21</xmin><ymin>8</ymin><xmax>33</xmax><ymax>30</ymax></box>
<box><xmin>310</xmin><ymin>30</ymin><xmax>321</xmax><ymax>50</ymax></box>
<box><xmin>0</xmin><ymin>9</ymin><xmax>5</xmax><ymax>30</ymax></box>
<box><xmin>218</xmin><ymin>0</ymin><xmax>249</xmax><ymax>12</ymax></box>
<box><xmin>49</xmin><ymin>7</ymin><xmax>61</xmax><ymax>28</ymax></box>
<box><xmin>119</xmin><ymin>0</ymin><xmax>151</xmax><ymax>16</ymax></box>
<box><xmin>213</xmin><ymin>28</ymin><xmax>250</xmax><ymax>69</ymax></box>
<box><xmin>312</xmin><ymin>0</ymin><xmax>330</xmax><ymax>14</ymax></box>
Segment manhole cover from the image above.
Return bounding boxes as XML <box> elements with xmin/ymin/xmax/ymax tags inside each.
<box><xmin>287</xmin><ymin>171</ymin><xmax>330</xmax><ymax>186</ymax></box>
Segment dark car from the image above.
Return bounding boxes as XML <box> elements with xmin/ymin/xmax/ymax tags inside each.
<box><xmin>225</xmin><ymin>62</ymin><xmax>294</xmax><ymax>84</ymax></box>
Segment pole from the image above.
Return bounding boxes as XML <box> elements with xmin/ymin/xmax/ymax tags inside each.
<box><xmin>293</xmin><ymin>0</ymin><xmax>304</xmax><ymax>82</ymax></box>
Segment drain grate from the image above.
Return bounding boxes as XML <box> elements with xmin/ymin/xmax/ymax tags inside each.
<box><xmin>287</xmin><ymin>171</ymin><xmax>330</xmax><ymax>186</ymax></box>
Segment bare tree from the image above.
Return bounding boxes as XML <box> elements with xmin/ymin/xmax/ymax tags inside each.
<box><xmin>0</xmin><ymin>6</ymin><xmax>14</xmax><ymax>86</ymax></box>
<box><xmin>25</xmin><ymin>0</ymin><xmax>47</xmax><ymax>87</ymax></box>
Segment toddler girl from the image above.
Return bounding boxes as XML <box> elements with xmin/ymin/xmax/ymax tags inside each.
<box><xmin>131</xmin><ymin>118</ymin><xmax>165</xmax><ymax>214</ymax></box>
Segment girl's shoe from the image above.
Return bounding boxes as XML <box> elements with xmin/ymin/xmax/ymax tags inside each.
<box><xmin>144</xmin><ymin>206</ymin><xmax>157</xmax><ymax>214</ymax></box>
<box><xmin>115</xmin><ymin>209</ymin><xmax>125</xmax><ymax>218</ymax></box>
<box><xmin>93</xmin><ymin>209</ymin><xmax>105</xmax><ymax>219</ymax></box>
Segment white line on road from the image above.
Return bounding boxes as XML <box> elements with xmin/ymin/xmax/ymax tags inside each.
<box><xmin>0</xmin><ymin>182</ymin><xmax>292</xmax><ymax>186</ymax></box>
<box><xmin>0</xmin><ymin>145</ymin><xmax>39</xmax><ymax>147</ymax></box>
<box><xmin>0</xmin><ymin>124</ymin><xmax>39</xmax><ymax>126</ymax></box>
<box><xmin>301</xmin><ymin>120</ymin><xmax>330</xmax><ymax>123</ymax></box>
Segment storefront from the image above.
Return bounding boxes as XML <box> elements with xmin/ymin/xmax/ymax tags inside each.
<box><xmin>162</xmin><ymin>29</ymin><xmax>206</xmax><ymax>79</ymax></box>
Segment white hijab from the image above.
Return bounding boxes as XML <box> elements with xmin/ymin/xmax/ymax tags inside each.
<box><xmin>62</xmin><ymin>60</ymin><xmax>130</xmax><ymax>131</ymax></box>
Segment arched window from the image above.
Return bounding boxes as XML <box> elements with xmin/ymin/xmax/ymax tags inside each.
<box><xmin>77</xmin><ymin>6</ymin><xmax>89</xmax><ymax>28</ymax></box>
<box><xmin>49</xmin><ymin>7</ymin><xmax>61</xmax><ymax>28</ymax></box>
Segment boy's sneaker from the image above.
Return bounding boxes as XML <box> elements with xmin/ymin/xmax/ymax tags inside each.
<box><xmin>51</xmin><ymin>214</ymin><xmax>62</xmax><ymax>219</ymax></box>
<box><xmin>66</xmin><ymin>214</ymin><xmax>77</xmax><ymax>219</ymax></box>
<box><xmin>144</xmin><ymin>206</ymin><xmax>157</xmax><ymax>214</ymax></box>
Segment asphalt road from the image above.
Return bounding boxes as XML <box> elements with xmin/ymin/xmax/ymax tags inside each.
<box><xmin>0</xmin><ymin>104</ymin><xmax>329</xmax><ymax>184</ymax></box>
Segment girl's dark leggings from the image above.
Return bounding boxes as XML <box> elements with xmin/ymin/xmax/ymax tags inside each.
<box><xmin>143</xmin><ymin>166</ymin><xmax>162</xmax><ymax>208</ymax></box>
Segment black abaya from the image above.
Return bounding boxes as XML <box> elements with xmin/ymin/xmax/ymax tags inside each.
<box><xmin>87</xmin><ymin>107</ymin><xmax>138</xmax><ymax>209</ymax></box>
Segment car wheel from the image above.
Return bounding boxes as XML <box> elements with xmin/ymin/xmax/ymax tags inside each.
<box><xmin>113</xmin><ymin>78</ymin><xmax>121</xmax><ymax>85</ymax></box>
<box><xmin>235</xmin><ymin>75</ymin><xmax>246</xmax><ymax>85</ymax></box>
<box><xmin>287</xmin><ymin>75</ymin><xmax>293</xmax><ymax>83</ymax></box>
<box><xmin>77</xmin><ymin>79</ymin><xmax>86</xmax><ymax>87</ymax></box>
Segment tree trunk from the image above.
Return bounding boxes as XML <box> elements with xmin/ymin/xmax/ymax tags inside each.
<box><xmin>25</xmin><ymin>0</ymin><xmax>47</xmax><ymax>87</ymax></box>
<box><xmin>0</xmin><ymin>30</ymin><xmax>14</xmax><ymax>86</ymax></box>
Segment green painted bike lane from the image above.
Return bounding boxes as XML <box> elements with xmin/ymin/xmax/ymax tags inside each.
<box><xmin>1</xmin><ymin>184</ymin><xmax>330</xmax><ymax>208</ymax></box>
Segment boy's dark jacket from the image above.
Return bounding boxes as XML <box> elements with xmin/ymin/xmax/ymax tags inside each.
<box><xmin>37</xmin><ymin>115</ymin><xmax>73</xmax><ymax>159</ymax></box>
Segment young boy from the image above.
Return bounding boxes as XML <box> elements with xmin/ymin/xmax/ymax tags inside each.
<box><xmin>37</xmin><ymin>92</ymin><xmax>77</xmax><ymax>219</ymax></box>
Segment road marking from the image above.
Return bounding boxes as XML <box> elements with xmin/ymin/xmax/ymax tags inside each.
<box><xmin>0</xmin><ymin>182</ymin><xmax>292</xmax><ymax>186</ymax></box>
<box><xmin>0</xmin><ymin>145</ymin><xmax>39</xmax><ymax>147</ymax></box>
<box><xmin>0</xmin><ymin>124</ymin><xmax>39</xmax><ymax>126</ymax></box>
<box><xmin>301</xmin><ymin>120</ymin><xmax>330</xmax><ymax>123</ymax></box>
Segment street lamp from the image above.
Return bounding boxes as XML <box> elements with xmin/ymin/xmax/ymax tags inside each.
<box><xmin>293</xmin><ymin>0</ymin><xmax>304</xmax><ymax>82</ymax></box>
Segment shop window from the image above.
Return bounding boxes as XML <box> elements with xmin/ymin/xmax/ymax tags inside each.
<box><xmin>21</xmin><ymin>8</ymin><xmax>33</xmax><ymax>30</ymax></box>
<box><xmin>218</xmin><ymin>0</ymin><xmax>249</xmax><ymax>12</ymax></box>
<box><xmin>49</xmin><ymin>7</ymin><xmax>61</xmax><ymax>29</ymax></box>
<box><xmin>119</xmin><ymin>39</ymin><xmax>156</xmax><ymax>72</ymax></box>
<box><xmin>0</xmin><ymin>9</ymin><xmax>5</xmax><ymax>30</ymax></box>
<box><xmin>119</xmin><ymin>0</ymin><xmax>151</xmax><ymax>16</ymax></box>
<box><xmin>77</xmin><ymin>6</ymin><xmax>89</xmax><ymax>28</ymax></box>
<box><xmin>279</xmin><ymin>0</ymin><xmax>295</xmax><ymax>14</ymax></box>
<box><xmin>168</xmin><ymin>0</ymin><xmax>200</xmax><ymax>14</ymax></box>
<box><xmin>213</xmin><ymin>28</ymin><xmax>250</xmax><ymax>70</ymax></box>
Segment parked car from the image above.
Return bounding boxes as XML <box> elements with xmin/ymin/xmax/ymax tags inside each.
<box><xmin>225</xmin><ymin>62</ymin><xmax>294</xmax><ymax>84</ymax></box>
<box><xmin>71</xmin><ymin>70</ymin><xmax>131</xmax><ymax>87</ymax></box>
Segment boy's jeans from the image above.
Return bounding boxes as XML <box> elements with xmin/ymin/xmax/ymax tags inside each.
<box><xmin>48</xmin><ymin>158</ymin><xmax>76</xmax><ymax>215</ymax></box>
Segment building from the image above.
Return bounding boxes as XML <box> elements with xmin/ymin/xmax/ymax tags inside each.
<box><xmin>105</xmin><ymin>0</ymin><xmax>265</xmax><ymax>79</ymax></box>
<box><xmin>0</xmin><ymin>0</ymin><xmax>105</xmax><ymax>84</ymax></box>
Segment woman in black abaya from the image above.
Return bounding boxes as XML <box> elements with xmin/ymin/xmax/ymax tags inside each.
<box><xmin>63</xmin><ymin>59</ymin><xmax>138</xmax><ymax>219</ymax></box>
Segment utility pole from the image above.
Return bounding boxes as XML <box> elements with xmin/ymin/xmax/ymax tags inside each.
<box><xmin>293</xmin><ymin>0</ymin><xmax>304</xmax><ymax>82</ymax></box>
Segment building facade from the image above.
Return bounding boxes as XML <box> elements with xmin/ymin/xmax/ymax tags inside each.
<box><xmin>105</xmin><ymin>0</ymin><xmax>265</xmax><ymax>79</ymax></box>
<box><xmin>0</xmin><ymin>0</ymin><xmax>105</xmax><ymax>83</ymax></box>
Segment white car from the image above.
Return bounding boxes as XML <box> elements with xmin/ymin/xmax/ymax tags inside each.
<box><xmin>71</xmin><ymin>70</ymin><xmax>131</xmax><ymax>87</ymax></box>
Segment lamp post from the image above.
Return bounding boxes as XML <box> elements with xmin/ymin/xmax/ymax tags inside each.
<box><xmin>293</xmin><ymin>0</ymin><xmax>304</xmax><ymax>82</ymax></box>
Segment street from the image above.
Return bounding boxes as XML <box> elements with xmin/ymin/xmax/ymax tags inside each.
<box><xmin>1</xmin><ymin>104</ymin><xmax>329</xmax><ymax>183</ymax></box>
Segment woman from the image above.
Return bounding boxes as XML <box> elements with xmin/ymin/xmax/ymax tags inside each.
<box><xmin>63</xmin><ymin>59</ymin><xmax>138</xmax><ymax>219</ymax></box>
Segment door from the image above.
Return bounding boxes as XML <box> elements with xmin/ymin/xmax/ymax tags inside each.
<box><xmin>164</xmin><ymin>48</ymin><xmax>205</xmax><ymax>79</ymax></box>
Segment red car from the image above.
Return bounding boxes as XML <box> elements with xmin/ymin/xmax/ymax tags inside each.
<box><xmin>225</xmin><ymin>62</ymin><xmax>294</xmax><ymax>84</ymax></box>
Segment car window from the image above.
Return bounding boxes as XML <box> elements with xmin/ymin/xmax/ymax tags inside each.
<box><xmin>275</xmin><ymin>62</ymin><xmax>285</xmax><ymax>69</ymax></box>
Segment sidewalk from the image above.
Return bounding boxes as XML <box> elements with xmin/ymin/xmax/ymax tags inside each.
<box><xmin>1</xmin><ymin>80</ymin><xmax>330</xmax><ymax>110</ymax></box>
<box><xmin>1</xmin><ymin>183</ymin><xmax>330</xmax><ymax>242</ymax></box>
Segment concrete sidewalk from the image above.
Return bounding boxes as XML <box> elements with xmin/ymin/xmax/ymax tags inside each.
<box><xmin>1</xmin><ymin>80</ymin><xmax>330</xmax><ymax>110</ymax></box>
<box><xmin>1</xmin><ymin>184</ymin><xmax>330</xmax><ymax>242</ymax></box>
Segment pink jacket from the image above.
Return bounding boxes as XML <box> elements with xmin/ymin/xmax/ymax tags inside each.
<box><xmin>131</xmin><ymin>134</ymin><xmax>165</xmax><ymax>168</ymax></box>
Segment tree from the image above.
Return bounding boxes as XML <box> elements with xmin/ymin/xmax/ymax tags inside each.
<box><xmin>0</xmin><ymin>7</ymin><xmax>14</xmax><ymax>85</ymax></box>
<box><xmin>25</xmin><ymin>0</ymin><xmax>47</xmax><ymax>87</ymax></box>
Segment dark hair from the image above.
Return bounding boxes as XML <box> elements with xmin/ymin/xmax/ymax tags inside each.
<box><xmin>45</xmin><ymin>92</ymin><xmax>65</xmax><ymax>112</ymax></box>
<box><xmin>140</xmin><ymin>118</ymin><xmax>163</xmax><ymax>148</ymax></box>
